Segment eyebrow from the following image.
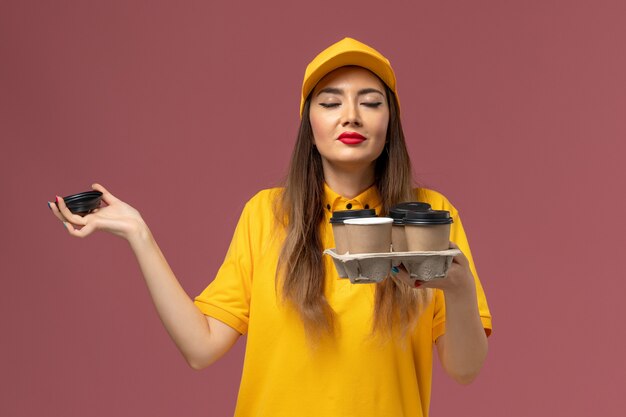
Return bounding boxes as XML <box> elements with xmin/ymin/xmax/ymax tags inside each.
<box><xmin>316</xmin><ymin>87</ymin><xmax>385</xmax><ymax>97</ymax></box>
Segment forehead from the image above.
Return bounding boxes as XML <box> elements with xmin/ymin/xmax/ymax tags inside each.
<box><xmin>312</xmin><ymin>66</ymin><xmax>386</xmax><ymax>94</ymax></box>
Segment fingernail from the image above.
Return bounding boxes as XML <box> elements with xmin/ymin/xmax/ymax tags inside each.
<box><xmin>414</xmin><ymin>280</ymin><xmax>422</xmax><ymax>288</ymax></box>
<box><xmin>62</xmin><ymin>222</ymin><xmax>68</xmax><ymax>230</ymax></box>
<box><xmin>55</xmin><ymin>196</ymin><xmax>59</xmax><ymax>203</ymax></box>
<box><xmin>391</xmin><ymin>266</ymin><xmax>400</xmax><ymax>275</ymax></box>
<box><xmin>47</xmin><ymin>202</ymin><xmax>51</xmax><ymax>210</ymax></box>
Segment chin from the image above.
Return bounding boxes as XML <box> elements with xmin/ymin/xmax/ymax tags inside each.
<box><xmin>324</xmin><ymin>156</ymin><xmax>379</xmax><ymax>170</ymax></box>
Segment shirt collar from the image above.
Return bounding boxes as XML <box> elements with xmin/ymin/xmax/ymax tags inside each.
<box><xmin>322</xmin><ymin>182</ymin><xmax>382</xmax><ymax>215</ymax></box>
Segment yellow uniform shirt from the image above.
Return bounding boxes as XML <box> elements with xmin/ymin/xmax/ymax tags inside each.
<box><xmin>194</xmin><ymin>184</ymin><xmax>492</xmax><ymax>417</ymax></box>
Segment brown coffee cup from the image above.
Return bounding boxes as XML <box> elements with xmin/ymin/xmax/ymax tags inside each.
<box><xmin>344</xmin><ymin>217</ymin><xmax>393</xmax><ymax>254</ymax></box>
<box><xmin>391</xmin><ymin>225</ymin><xmax>408</xmax><ymax>252</ymax></box>
<box><xmin>403</xmin><ymin>210</ymin><xmax>453</xmax><ymax>251</ymax></box>
<box><xmin>329</xmin><ymin>209</ymin><xmax>376</xmax><ymax>254</ymax></box>
<box><xmin>389</xmin><ymin>202</ymin><xmax>432</xmax><ymax>252</ymax></box>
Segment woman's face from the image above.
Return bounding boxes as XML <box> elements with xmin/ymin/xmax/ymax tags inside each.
<box><xmin>309</xmin><ymin>66</ymin><xmax>389</xmax><ymax>172</ymax></box>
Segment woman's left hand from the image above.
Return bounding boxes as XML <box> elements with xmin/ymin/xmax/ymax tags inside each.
<box><xmin>417</xmin><ymin>241</ymin><xmax>475</xmax><ymax>295</ymax></box>
<box><xmin>393</xmin><ymin>242</ymin><xmax>476</xmax><ymax>297</ymax></box>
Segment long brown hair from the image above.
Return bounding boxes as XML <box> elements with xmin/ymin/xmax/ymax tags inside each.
<box><xmin>277</xmin><ymin>85</ymin><xmax>431</xmax><ymax>341</ymax></box>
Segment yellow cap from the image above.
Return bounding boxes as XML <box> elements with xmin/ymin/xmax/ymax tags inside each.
<box><xmin>300</xmin><ymin>37</ymin><xmax>398</xmax><ymax>117</ymax></box>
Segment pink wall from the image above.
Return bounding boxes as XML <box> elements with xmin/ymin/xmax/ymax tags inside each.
<box><xmin>2</xmin><ymin>1</ymin><xmax>625</xmax><ymax>416</ymax></box>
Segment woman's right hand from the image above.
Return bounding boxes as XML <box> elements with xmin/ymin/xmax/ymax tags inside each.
<box><xmin>49</xmin><ymin>183</ymin><xmax>241</xmax><ymax>368</ymax></box>
<box><xmin>49</xmin><ymin>183</ymin><xmax>147</xmax><ymax>241</ymax></box>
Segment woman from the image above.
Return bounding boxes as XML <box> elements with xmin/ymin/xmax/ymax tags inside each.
<box><xmin>50</xmin><ymin>38</ymin><xmax>492</xmax><ymax>417</ymax></box>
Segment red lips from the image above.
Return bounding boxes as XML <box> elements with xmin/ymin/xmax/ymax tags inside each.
<box><xmin>338</xmin><ymin>132</ymin><xmax>366</xmax><ymax>144</ymax></box>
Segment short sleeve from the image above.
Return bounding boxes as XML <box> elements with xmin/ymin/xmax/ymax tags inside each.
<box><xmin>193</xmin><ymin>200</ymin><xmax>255</xmax><ymax>335</ymax></box>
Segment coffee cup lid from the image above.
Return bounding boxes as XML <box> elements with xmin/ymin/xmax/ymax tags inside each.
<box><xmin>56</xmin><ymin>190</ymin><xmax>103</xmax><ymax>215</ymax></box>
<box><xmin>329</xmin><ymin>209</ymin><xmax>377</xmax><ymax>224</ymax></box>
<box><xmin>389</xmin><ymin>202</ymin><xmax>432</xmax><ymax>224</ymax></box>
<box><xmin>63</xmin><ymin>191</ymin><xmax>101</xmax><ymax>202</ymax></box>
<box><xmin>392</xmin><ymin>202</ymin><xmax>432</xmax><ymax>212</ymax></box>
<box><xmin>403</xmin><ymin>209</ymin><xmax>453</xmax><ymax>225</ymax></box>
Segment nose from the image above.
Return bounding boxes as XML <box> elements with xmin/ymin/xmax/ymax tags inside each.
<box><xmin>340</xmin><ymin>100</ymin><xmax>362</xmax><ymax>127</ymax></box>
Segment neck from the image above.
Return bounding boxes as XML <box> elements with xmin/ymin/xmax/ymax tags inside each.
<box><xmin>322</xmin><ymin>160</ymin><xmax>376</xmax><ymax>199</ymax></box>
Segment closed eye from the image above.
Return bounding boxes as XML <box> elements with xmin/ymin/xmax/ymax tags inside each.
<box><xmin>362</xmin><ymin>102</ymin><xmax>382</xmax><ymax>108</ymax></box>
<box><xmin>319</xmin><ymin>103</ymin><xmax>340</xmax><ymax>108</ymax></box>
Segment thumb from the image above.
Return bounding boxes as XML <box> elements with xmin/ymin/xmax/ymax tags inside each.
<box><xmin>91</xmin><ymin>183</ymin><xmax>120</xmax><ymax>204</ymax></box>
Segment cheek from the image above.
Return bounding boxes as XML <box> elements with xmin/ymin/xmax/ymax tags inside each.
<box><xmin>309</xmin><ymin>116</ymin><xmax>321</xmax><ymax>143</ymax></box>
<box><xmin>309</xmin><ymin>112</ymin><xmax>333</xmax><ymax>145</ymax></box>
<box><xmin>378</xmin><ymin>124</ymin><xmax>388</xmax><ymax>139</ymax></box>
<box><xmin>373</xmin><ymin>113</ymin><xmax>389</xmax><ymax>141</ymax></box>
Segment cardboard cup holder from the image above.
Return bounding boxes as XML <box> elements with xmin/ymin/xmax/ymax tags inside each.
<box><xmin>324</xmin><ymin>248</ymin><xmax>461</xmax><ymax>285</ymax></box>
